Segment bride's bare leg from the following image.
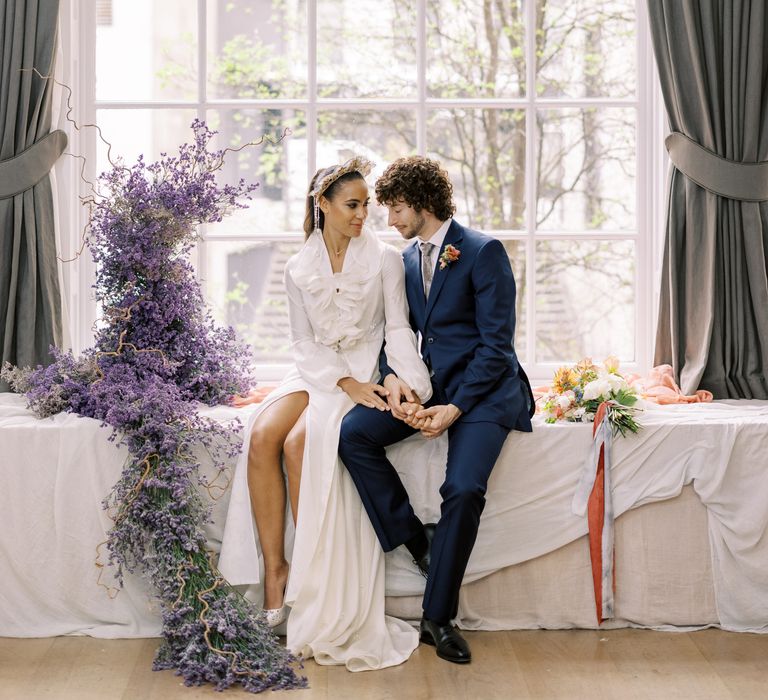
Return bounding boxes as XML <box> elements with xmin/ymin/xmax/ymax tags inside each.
<box><xmin>282</xmin><ymin>408</ymin><xmax>307</xmax><ymax>526</ymax></box>
<box><xmin>247</xmin><ymin>392</ymin><xmax>308</xmax><ymax>610</ymax></box>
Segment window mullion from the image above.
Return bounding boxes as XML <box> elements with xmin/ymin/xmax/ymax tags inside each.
<box><xmin>636</xmin><ymin>0</ymin><xmax>656</xmax><ymax>374</ymax></box>
<box><xmin>196</xmin><ymin>0</ymin><xmax>208</xmax><ymax>288</ymax></box>
<box><xmin>417</xmin><ymin>0</ymin><xmax>427</xmax><ymax>154</ymax></box>
<box><xmin>635</xmin><ymin>0</ymin><xmax>646</xmax><ymax>372</ymax></box>
<box><xmin>80</xmin><ymin>0</ymin><xmax>98</xmax><ymax>354</ymax></box>
<box><xmin>308</xmin><ymin>0</ymin><xmax>318</xmax><ymax>179</ymax></box>
<box><xmin>91</xmin><ymin>97</ymin><xmax>638</xmax><ymax>110</ymax></box>
<box><xmin>524</xmin><ymin>0</ymin><xmax>537</xmax><ymax>370</ymax></box>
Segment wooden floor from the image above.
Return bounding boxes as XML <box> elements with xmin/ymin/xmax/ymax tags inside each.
<box><xmin>2</xmin><ymin>629</ymin><xmax>767</xmax><ymax>700</ymax></box>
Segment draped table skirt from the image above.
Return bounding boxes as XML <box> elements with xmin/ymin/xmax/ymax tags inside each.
<box><xmin>2</xmin><ymin>394</ymin><xmax>767</xmax><ymax>637</ymax></box>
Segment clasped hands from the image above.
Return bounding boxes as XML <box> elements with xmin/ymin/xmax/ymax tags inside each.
<box><xmin>337</xmin><ymin>374</ymin><xmax>461</xmax><ymax>438</ymax></box>
<box><xmin>383</xmin><ymin>374</ymin><xmax>461</xmax><ymax>439</ymax></box>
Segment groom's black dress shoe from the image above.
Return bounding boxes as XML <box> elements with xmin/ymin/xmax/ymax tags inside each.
<box><xmin>413</xmin><ymin>523</ymin><xmax>436</xmax><ymax>578</ymax></box>
<box><xmin>419</xmin><ymin>617</ymin><xmax>471</xmax><ymax>664</ymax></box>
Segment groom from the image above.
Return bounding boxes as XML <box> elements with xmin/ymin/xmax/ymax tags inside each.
<box><xmin>339</xmin><ymin>156</ymin><xmax>533</xmax><ymax>664</ymax></box>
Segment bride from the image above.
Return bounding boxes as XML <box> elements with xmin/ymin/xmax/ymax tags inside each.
<box><xmin>218</xmin><ymin>156</ymin><xmax>432</xmax><ymax>670</ymax></box>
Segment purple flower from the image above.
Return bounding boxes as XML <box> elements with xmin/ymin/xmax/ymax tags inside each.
<box><xmin>2</xmin><ymin>121</ymin><xmax>305</xmax><ymax>693</ymax></box>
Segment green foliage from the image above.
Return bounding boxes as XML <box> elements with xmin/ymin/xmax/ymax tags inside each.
<box><xmin>224</xmin><ymin>279</ymin><xmax>250</xmax><ymax>307</ymax></box>
<box><xmin>614</xmin><ymin>388</ymin><xmax>638</xmax><ymax>407</ymax></box>
<box><xmin>606</xmin><ymin>404</ymin><xmax>641</xmax><ymax>437</ymax></box>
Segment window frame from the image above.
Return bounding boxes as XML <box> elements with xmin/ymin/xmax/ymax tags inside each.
<box><xmin>58</xmin><ymin>0</ymin><xmax>666</xmax><ymax>382</ymax></box>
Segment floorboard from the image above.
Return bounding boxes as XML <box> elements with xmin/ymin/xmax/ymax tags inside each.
<box><xmin>1</xmin><ymin>629</ymin><xmax>767</xmax><ymax>700</ymax></box>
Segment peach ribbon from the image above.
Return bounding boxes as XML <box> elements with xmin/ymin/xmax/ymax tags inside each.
<box><xmin>571</xmin><ymin>401</ymin><xmax>615</xmax><ymax>624</ymax></box>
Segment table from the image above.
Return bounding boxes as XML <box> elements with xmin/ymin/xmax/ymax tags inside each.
<box><xmin>2</xmin><ymin>394</ymin><xmax>767</xmax><ymax>637</ymax></box>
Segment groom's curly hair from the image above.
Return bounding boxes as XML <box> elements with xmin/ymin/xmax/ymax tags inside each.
<box><xmin>375</xmin><ymin>156</ymin><xmax>456</xmax><ymax>221</ymax></box>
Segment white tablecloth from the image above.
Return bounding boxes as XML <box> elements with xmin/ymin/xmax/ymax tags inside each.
<box><xmin>2</xmin><ymin>393</ymin><xmax>767</xmax><ymax>637</ymax></box>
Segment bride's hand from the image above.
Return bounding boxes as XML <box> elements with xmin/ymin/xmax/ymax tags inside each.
<box><xmin>399</xmin><ymin>401</ymin><xmax>424</xmax><ymax>425</ymax></box>
<box><xmin>337</xmin><ymin>377</ymin><xmax>390</xmax><ymax>411</ymax></box>
<box><xmin>382</xmin><ymin>374</ymin><xmax>420</xmax><ymax>420</ymax></box>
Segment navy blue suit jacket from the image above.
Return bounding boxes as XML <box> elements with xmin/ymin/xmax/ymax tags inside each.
<box><xmin>381</xmin><ymin>220</ymin><xmax>533</xmax><ymax>431</ymax></box>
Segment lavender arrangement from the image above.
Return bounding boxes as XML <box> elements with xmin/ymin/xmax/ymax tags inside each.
<box><xmin>2</xmin><ymin>121</ymin><xmax>305</xmax><ymax>692</ymax></box>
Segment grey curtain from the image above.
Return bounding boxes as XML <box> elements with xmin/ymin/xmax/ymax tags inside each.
<box><xmin>648</xmin><ymin>0</ymin><xmax>768</xmax><ymax>398</ymax></box>
<box><xmin>0</xmin><ymin>0</ymin><xmax>65</xmax><ymax>391</ymax></box>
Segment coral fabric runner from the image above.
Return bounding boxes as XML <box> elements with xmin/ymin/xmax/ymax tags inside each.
<box><xmin>587</xmin><ymin>402</ymin><xmax>612</xmax><ymax>624</ymax></box>
<box><xmin>572</xmin><ymin>400</ymin><xmax>615</xmax><ymax>624</ymax></box>
<box><xmin>625</xmin><ymin>364</ymin><xmax>713</xmax><ymax>404</ymax></box>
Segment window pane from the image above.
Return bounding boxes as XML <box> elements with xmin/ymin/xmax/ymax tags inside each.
<box><xmin>537</xmin><ymin>0</ymin><xmax>636</xmax><ymax>98</ymax></box>
<box><xmin>536</xmin><ymin>108</ymin><xmax>635</xmax><ymax>231</ymax></box>
<box><xmin>95</xmin><ymin>109</ymin><xmax>198</xmax><ymax>175</ymax></box>
<box><xmin>317</xmin><ymin>0</ymin><xmax>417</xmax><ymax>98</ymax></box>
<box><xmin>96</xmin><ymin>0</ymin><xmax>197</xmax><ymax>101</ymax></box>
<box><xmin>317</xmin><ymin>110</ymin><xmax>416</xmax><ymax>231</ymax></box>
<box><xmin>206</xmin><ymin>0</ymin><xmax>307</xmax><ymax>99</ymax></box>
<box><xmin>502</xmin><ymin>240</ymin><xmax>527</xmax><ymax>362</ymax></box>
<box><xmin>206</xmin><ymin>109</ymin><xmax>308</xmax><ymax>236</ymax></box>
<box><xmin>535</xmin><ymin>240</ymin><xmax>634</xmax><ymax>362</ymax></box>
<box><xmin>427</xmin><ymin>109</ymin><xmax>526</xmax><ymax>231</ymax></box>
<box><xmin>427</xmin><ymin>0</ymin><xmax>525</xmax><ymax>98</ymax></box>
<box><xmin>204</xmin><ymin>240</ymin><xmax>303</xmax><ymax>365</ymax></box>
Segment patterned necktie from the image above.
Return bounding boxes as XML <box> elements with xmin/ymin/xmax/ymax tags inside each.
<box><xmin>420</xmin><ymin>240</ymin><xmax>435</xmax><ymax>298</ymax></box>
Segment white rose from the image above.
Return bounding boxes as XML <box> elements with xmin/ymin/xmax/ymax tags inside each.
<box><xmin>556</xmin><ymin>395</ymin><xmax>573</xmax><ymax>410</ymax></box>
<box><xmin>582</xmin><ymin>379</ymin><xmax>609</xmax><ymax>401</ymax></box>
<box><xmin>605</xmin><ymin>372</ymin><xmax>627</xmax><ymax>393</ymax></box>
<box><xmin>582</xmin><ymin>380</ymin><xmax>599</xmax><ymax>401</ymax></box>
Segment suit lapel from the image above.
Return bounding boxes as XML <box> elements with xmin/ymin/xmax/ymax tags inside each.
<box><xmin>425</xmin><ymin>220</ymin><xmax>463</xmax><ymax>321</ymax></box>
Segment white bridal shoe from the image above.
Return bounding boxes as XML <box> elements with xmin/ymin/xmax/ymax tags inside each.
<box><xmin>263</xmin><ymin>605</ymin><xmax>287</xmax><ymax>628</ymax></box>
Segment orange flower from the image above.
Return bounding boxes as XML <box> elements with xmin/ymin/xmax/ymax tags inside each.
<box><xmin>575</xmin><ymin>357</ymin><xmax>598</xmax><ymax>386</ymax></box>
<box><xmin>439</xmin><ymin>244</ymin><xmax>461</xmax><ymax>269</ymax></box>
<box><xmin>552</xmin><ymin>366</ymin><xmax>577</xmax><ymax>393</ymax></box>
<box><xmin>575</xmin><ymin>357</ymin><xmax>597</xmax><ymax>374</ymax></box>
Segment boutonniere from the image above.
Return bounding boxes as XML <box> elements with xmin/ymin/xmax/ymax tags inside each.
<box><xmin>439</xmin><ymin>244</ymin><xmax>461</xmax><ymax>270</ymax></box>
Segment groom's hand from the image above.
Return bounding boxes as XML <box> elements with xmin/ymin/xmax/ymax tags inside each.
<box><xmin>383</xmin><ymin>374</ymin><xmax>419</xmax><ymax>420</ymax></box>
<box><xmin>414</xmin><ymin>404</ymin><xmax>462</xmax><ymax>439</ymax></box>
<box><xmin>400</xmin><ymin>401</ymin><xmax>423</xmax><ymax>422</ymax></box>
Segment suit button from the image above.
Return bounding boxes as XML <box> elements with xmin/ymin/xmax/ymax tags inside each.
<box><xmin>427</xmin><ymin>337</ymin><xmax>434</xmax><ymax>344</ymax></box>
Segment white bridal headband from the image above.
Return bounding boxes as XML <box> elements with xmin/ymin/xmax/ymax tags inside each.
<box><xmin>310</xmin><ymin>155</ymin><xmax>374</xmax><ymax>235</ymax></box>
<box><xmin>310</xmin><ymin>155</ymin><xmax>375</xmax><ymax>199</ymax></box>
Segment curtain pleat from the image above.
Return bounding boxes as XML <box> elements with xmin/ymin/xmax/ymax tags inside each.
<box><xmin>0</xmin><ymin>0</ymin><xmax>62</xmax><ymax>390</ymax></box>
<box><xmin>649</xmin><ymin>0</ymin><xmax>768</xmax><ymax>398</ymax></box>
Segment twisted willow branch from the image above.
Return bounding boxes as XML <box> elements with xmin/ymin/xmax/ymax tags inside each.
<box><xmin>5</xmin><ymin>118</ymin><xmax>306</xmax><ymax>691</ymax></box>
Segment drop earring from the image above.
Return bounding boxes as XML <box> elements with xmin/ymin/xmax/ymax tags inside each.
<box><xmin>313</xmin><ymin>195</ymin><xmax>321</xmax><ymax>235</ymax></box>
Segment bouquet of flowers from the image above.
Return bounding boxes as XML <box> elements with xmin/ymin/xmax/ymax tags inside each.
<box><xmin>540</xmin><ymin>356</ymin><xmax>641</xmax><ymax>437</ymax></box>
<box><xmin>1</xmin><ymin>121</ymin><xmax>305</xmax><ymax>693</ymax></box>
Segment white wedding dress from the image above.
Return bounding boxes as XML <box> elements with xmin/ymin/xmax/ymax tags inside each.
<box><xmin>218</xmin><ymin>229</ymin><xmax>432</xmax><ymax>671</ymax></box>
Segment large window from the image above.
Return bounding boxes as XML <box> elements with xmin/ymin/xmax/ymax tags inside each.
<box><xmin>61</xmin><ymin>0</ymin><xmax>662</xmax><ymax>379</ymax></box>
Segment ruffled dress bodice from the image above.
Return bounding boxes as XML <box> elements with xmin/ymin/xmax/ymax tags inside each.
<box><xmin>284</xmin><ymin>230</ymin><xmax>432</xmax><ymax>399</ymax></box>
